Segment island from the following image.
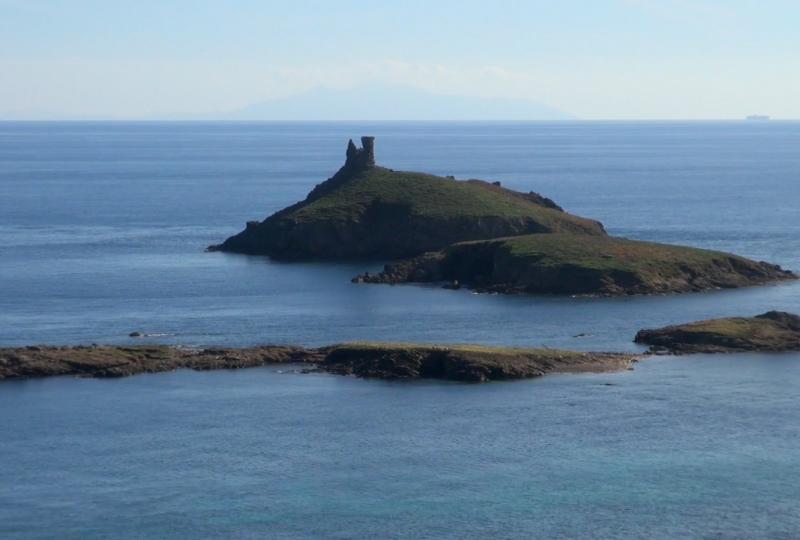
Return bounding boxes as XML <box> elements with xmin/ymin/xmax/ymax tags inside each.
<box><xmin>209</xmin><ymin>136</ymin><xmax>605</xmax><ymax>259</ymax></box>
<box><xmin>212</xmin><ymin>136</ymin><xmax>795</xmax><ymax>296</ymax></box>
<box><xmin>0</xmin><ymin>343</ymin><xmax>636</xmax><ymax>383</ymax></box>
<box><xmin>352</xmin><ymin>234</ymin><xmax>795</xmax><ymax>296</ymax></box>
<box><xmin>634</xmin><ymin>311</ymin><xmax>800</xmax><ymax>353</ymax></box>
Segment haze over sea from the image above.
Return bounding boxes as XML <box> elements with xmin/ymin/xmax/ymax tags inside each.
<box><xmin>2</xmin><ymin>122</ymin><xmax>800</xmax><ymax>538</ymax></box>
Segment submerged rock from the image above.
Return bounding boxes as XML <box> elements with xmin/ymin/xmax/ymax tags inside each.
<box><xmin>209</xmin><ymin>137</ymin><xmax>605</xmax><ymax>260</ymax></box>
<box><xmin>635</xmin><ymin>311</ymin><xmax>800</xmax><ymax>353</ymax></box>
<box><xmin>353</xmin><ymin>233</ymin><xmax>796</xmax><ymax>296</ymax></box>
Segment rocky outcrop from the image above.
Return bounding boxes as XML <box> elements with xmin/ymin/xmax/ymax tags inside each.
<box><xmin>0</xmin><ymin>345</ymin><xmax>317</xmax><ymax>380</ymax></box>
<box><xmin>321</xmin><ymin>344</ymin><xmax>635</xmax><ymax>382</ymax></box>
<box><xmin>635</xmin><ymin>311</ymin><xmax>800</xmax><ymax>353</ymax></box>
<box><xmin>208</xmin><ymin>137</ymin><xmax>606</xmax><ymax>260</ymax></box>
<box><xmin>353</xmin><ymin>234</ymin><xmax>796</xmax><ymax>296</ymax></box>
<box><xmin>0</xmin><ymin>343</ymin><xmax>637</xmax><ymax>383</ymax></box>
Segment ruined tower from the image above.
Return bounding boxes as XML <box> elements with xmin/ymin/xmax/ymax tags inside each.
<box><xmin>345</xmin><ymin>136</ymin><xmax>376</xmax><ymax>169</ymax></box>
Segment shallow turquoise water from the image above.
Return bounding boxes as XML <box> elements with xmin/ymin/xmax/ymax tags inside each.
<box><xmin>2</xmin><ymin>356</ymin><xmax>799</xmax><ymax>539</ymax></box>
<box><xmin>1</xmin><ymin>122</ymin><xmax>799</xmax><ymax>538</ymax></box>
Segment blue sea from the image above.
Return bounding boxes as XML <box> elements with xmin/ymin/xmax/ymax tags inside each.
<box><xmin>1</xmin><ymin>121</ymin><xmax>799</xmax><ymax>538</ymax></box>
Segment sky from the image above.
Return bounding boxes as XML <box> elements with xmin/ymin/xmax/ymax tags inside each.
<box><xmin>0</xmin><ymin>0</ymin><xmax>798</xmax><ymax>120</ymax></box>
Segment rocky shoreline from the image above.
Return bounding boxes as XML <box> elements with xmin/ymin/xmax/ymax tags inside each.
<box><xmin>353</xmin><ymin>234</ymin><xmax>796</xmax><ymax>297</ymax></box>
<box><xmin>0</xmin><ymin>343</ymin><xmax>637</xmax><ymax>383</ymax></box>
<box><xmin>7</xmin><ymin>310</ymin><xmax>800</xmax><ymax>383</ymax></box>
<box><xmin>635</xmin><ymin>311</ymin><xmax>800</xmax><ymax>354</ymax></box>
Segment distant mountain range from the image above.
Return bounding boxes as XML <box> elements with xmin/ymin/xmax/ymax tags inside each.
<box><xmin>202</xmin><ymin>83</ymin><xmax>573</xmax><ymax>121</ymax></box>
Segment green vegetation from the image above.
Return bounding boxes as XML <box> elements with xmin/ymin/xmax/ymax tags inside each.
<box><xmin>212</xmin><ymin>163</ymin><xmax>604</xmax><ymax>259</ymax></box>
<box><xmin>332</xmin><ymin>340</ymin><xmax>584</xmax><ymax>359</ymax></box>
<box><xmin>358</xmin><ymin>233</ymin><xmax>795</xmax><ymax>296</ymax></box>
<box><xmin>501</xmin><ymin>234</ymin><xmax>732</xmax><ymax>267</ymax></box>
<box><xmin>323</xmin><ymin>341</ymin><xmax>635</xmax><ymax>381</ymax></box>
<box><xmin>496</xmin><ymin>234</ymin><xmax>766</xmax><ymax>288</ymax></box>
<box><xmin>635</xmin><ymin>311</ymin><xmax>800</xmax><ymax>353</ymax></box>
<box><xmin>293</xmin><ymin>168</ymin><xmax>594</xmax><ymax>228</ymax></box>
<box><xmin>671</xmin><ymin>317</ymin><xmax>784</xmax><ymax>338</ymax></box>
<box><xmin>215</xmin><ymin>137</ymin><xmax>794</xmax><ymax>295</ymax></box>
<box><xmin>1</xmin><ymin>342</ymin><xmax>636</xmax><ymax>383</ymax></box>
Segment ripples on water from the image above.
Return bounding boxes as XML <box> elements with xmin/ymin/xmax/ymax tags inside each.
<box><xmin>1</xmin><ymin>122</ymin><xmax>799</xmax><ymax>538</ymax></box>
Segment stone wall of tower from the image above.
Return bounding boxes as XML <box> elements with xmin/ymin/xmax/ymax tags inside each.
<box><xmin>344</xmin><ymin>136</ymin><xmax>376</xmax><ymax>169</ymax></box>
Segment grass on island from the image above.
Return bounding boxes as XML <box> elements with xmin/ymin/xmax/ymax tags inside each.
<box><xmin>636</xmin><ymin>312</ymin><xmax>800</xmax><ymax>352</ymax></box>
<box><xmin>664</xmin><ymin>317</ymin><xmax>792</xmax><ymax>341</ymax></box>
<box><xmin>420</xmin><ymin>233</ymin><xmax>794</xmax><ymax>295</ymax></box>
<box><xmin>291</xmin><ymin>167</ymin><xmax>602</xmax><ymax>233</ymax></box>
<box><xmin>333</xmin><ymin>341</ymin><xmax>587</xmax><ymax>359</ymax></box>
<box><xmin>449</xmin><ymin>233</ymin><xmax>770</xmax><ymax>283</ymax></box>
<box><xmin>499</xmin><ymin>234</ymin><xmax>746</xmax><ymax>270</ymax></box>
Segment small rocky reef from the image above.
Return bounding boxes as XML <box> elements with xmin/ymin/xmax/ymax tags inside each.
<box><xmin>209</xmin><ymin>137</ymin><xmax>605</xmax><ymax>259</ymax></box>
<box><xmin>0</xmin><ymin>343</ymin><xmax>636</xmax><ymax>383</ymax></box>
<box><xmin>353</xmin><ymin>234</ymin><xmax>795</xmax><ymax>296</ymax></box>
<box><xmin>635</xmin><ymin>311</ymin><xmax>800</xmax><ymax>353</ymax></box>
<box><xmin>320</xmin><ymin>343</ymin><xmax>634</xmax><ymax>381</ymax></box>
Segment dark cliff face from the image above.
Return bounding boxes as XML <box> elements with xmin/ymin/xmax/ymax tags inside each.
<box><xmin>209</xmin><ymin>137</ymin><xmax>606</xmax><ymax>260</ymax></box>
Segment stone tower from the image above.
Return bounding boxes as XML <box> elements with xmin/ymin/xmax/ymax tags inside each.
<box><xmin>345</xmin><ymin>136</ymin><xmax>376</xmax><ymax>169</ymax></box>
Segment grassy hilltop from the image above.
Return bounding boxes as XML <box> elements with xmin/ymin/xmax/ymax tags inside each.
<box><xmin>210</xmin><ymin>137</ymin><xmax>605</xmax><ymax>259</ymax></box>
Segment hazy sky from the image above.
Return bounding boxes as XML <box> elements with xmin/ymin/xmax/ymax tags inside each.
<box><xmin>1</xmin><ymin>0</ymin><xmax>798</xmax><ymax>119</ymax></box>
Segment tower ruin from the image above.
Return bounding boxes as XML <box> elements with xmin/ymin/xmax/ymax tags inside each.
<box><xmin>345</xmin><ymin>136</ymin><xmax>376</xmax><ymax>169</ymax></box>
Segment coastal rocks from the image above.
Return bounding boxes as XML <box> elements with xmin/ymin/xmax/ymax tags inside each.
<box><xmin>209</xmin><ymin>137</ymin><xmax>605</xmax><ymax>260</ymax></box>
<box><xmin>0</xmin><ymin>345</ymin><xmax>316</xmax><ymax>380</ymax></box>
<box><xmin>0</xmin><ymin>343</ymin><xmax>637</xmax><ymax>383</ymax></box>
<box><xmin>635</xmin><ymin>311</ymin><xmax>800</xmax><ymax>353</ymax></box>
<box><xmin>321</xmin><ymin>344</ymin><xmax>635</xmax><ymax>382</ymax></box>
<box><xmin>353</xmin><ymin>234</ymin><xmax>796</xmax><ymax>296</ymax></box>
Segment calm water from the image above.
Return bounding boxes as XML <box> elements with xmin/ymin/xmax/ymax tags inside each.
<box><xmin>1</xmin><ymin>122</ymin><xmax>800</xmax><ymax>538</ymax></box>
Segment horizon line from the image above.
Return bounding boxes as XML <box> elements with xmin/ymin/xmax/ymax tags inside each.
<box><xmin>0</xmin><ymin>118</ymin><xmax>796</xmax><ymax>123</ymax></box>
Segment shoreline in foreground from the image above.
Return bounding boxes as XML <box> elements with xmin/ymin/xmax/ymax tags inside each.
<box><xmin>0</xmin><ymin>343</ymin><xmax>638</xmax><ymax>383</ymax></box>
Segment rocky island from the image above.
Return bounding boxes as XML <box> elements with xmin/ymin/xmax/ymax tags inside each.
<box><xmin>209</xmin><ymin>136</ymin><xmax>605</xmax><ymax>259</ymax></box>
<box><xmin>353</xmin><ymin>234</ymin><xmax>795</xmax><ymax>296</ymax></box>
<box><xmin>0</xmin><ymin>343</ymin><xmax>636</xmax><ymax>383</ymax></box>
<box><xmin>635</xmin><ymin>311</ymin><xmax>800</xmax><ymax>353</ymax></box>
<box><xmin>212</xmin><ymin>136</ymin><xmax>794</xmax><ymax>296</ymax></box>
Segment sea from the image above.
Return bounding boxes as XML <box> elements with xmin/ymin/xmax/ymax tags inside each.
<box><xmin>1</xmin><ymin>121</ymin><xmax>799</xmax><ymax>539</ymax></box>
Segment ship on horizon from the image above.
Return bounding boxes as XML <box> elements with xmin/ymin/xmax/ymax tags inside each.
<box><xmin>746</xmin><ymin>114</ymin><xmax>771</xmax><ymax>121</ymax></box>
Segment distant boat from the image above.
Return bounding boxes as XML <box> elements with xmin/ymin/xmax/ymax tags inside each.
<box><xmin>746</xmin><ymin>115</ymin><xmax>770</xmax><ymax>121</ymax></box>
